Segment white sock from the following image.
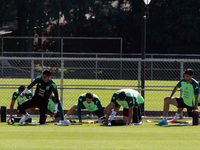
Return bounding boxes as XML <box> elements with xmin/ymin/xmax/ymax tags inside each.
<box><xmin>163</xmin><ymin>116</ymin><xmax>167</xmax><ymax>122</ymax></box>
<box><xmin>64</xmin><ymin>114</ymin><xmax>68</xmax><ymax>120</ymax></box>
<box><xmin>104</xmin><ymin>114</ymin><xmax>106</xmax><ymax>118</ymax></box>
<box><xmin>109</xmin><ymin>111</ymin><xmax>117</xmax><ymax>121</ymax></box>
<box><xmin>174</xmin><ymin>113</ymin><xmax>180</xmax><ymax>120</ymax></box>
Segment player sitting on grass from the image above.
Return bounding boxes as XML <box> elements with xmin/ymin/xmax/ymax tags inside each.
<box><xmin>10</xmin><ymin>85</ymin><xmax>35</xmax><ymax>118</ymax></box>
<box><xmin>168</xmin><ymin>82</ymin><xmax>200</xmax><ymax>123</ymax></box>
<box><xmin>103</xmin><ymin>89</ymin><xmax>142</xmax><ymax>125</ymax></box>
<box><xmin>156</xmin><ymin>68</ymin><xmax>199</xmax><ymax>125</ymax></box>
<box><xmin>64</xmin><ymin>92</ymin><xmax>104</xmax><ymax>123</ymax></box>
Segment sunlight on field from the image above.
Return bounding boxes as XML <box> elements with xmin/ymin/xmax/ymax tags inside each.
<box><xmin>0</xmin><ymin>79</ymin><xmax>180</xmax><ymax>111</ymax></box>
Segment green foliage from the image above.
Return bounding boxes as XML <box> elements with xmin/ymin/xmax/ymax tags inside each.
<box><xmin>1</xmin><ymin>0</ymin><xmax>200</xmax><ymax>53</ymax></box>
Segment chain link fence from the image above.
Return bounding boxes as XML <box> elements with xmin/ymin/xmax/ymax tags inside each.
<box><xmin>0</xmin><ymin>56</ymin><xmax>200</xmax><ymax>117</ymax></box>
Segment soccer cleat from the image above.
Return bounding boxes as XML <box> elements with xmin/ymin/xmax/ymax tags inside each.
<box><xmin>167</xmin><ymin>119</ymin><xmax>178</xmax><ymax>123</ymax></box>
<box><xmin>155</xmin><ymin>120</ymin><xmax>168</xmax><ymax>125</ymax></box>
<box><xmin>98</xmin><ymin>116</ymin><xmax>106</xmax><ymax>123</ymax></box>
<box><xmin>57</xmin><ymin>120</ymin><xmax>71</xmax><ymax>126</ymax></box>
<box><xmin>19</xmin><ymin>114</ymin><xmax>31</xmax><ymax>123</ymax></box>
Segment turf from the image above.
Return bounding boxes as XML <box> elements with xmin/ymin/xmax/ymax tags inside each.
<box><xmin>0</xmin><ymin>79</ymin><xmax>180</xmax><ymax>111</ymax></box>
<box><xmin>0</xmin><ymin>118</ymin><xmax>200</xmax><ymax>150</ymax></box>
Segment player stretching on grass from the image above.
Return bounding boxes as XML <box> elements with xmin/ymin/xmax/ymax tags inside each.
<box><xmin>156</xmin><ymin>68</ymin><xmax>199</xmax><ymax>125</ymax></box>
<box><xmin>103</xmin><ymin>89</ymin><xmax>142</xmax><ymax>125</ymax></box>
<box><xmin>168</xmin><ymin>82</ymin><xmax>200</xmax><ymax>123</ymax></box>
<box><xmin>18</xmin><ymin>70</ymin><xmax>60</xmax><ymax>124</ymax></box>
<box><xmin>47</xmin><ymin>93</ymin><xmax>68</xmax><ymax>125</ymax></box>
<box><xmin>64</xmin><ymin>92</ymin><xmax>104</xmax><ymax>123</ymax></box>
<box><xmin>10</xmin><ymin>85</ymin><xmax>34</xmax><ymax>118</ymax></box>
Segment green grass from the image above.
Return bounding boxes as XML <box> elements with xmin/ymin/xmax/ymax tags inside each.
<box><xmin>0</xmin><ymin>78</ymin><xmax>180</xmax><ymax>111</ymax></box>
<box><xmin>0</xmin><ymin>118</ymin><xmax>200</xmax><ymax>150</ymax></box>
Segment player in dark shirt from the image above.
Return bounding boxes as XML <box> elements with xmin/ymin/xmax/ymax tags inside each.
<box><xmin>18</xmin><ymin>70</ymin><xmax>59</xmax><ymax>124</ymax></box>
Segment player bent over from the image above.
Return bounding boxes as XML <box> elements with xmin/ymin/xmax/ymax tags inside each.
<box><xmin>103</xmin><ymin>89</ymin><xmax>142</xmax><ymax>126</ymax></box>
<box><xmin>156</xmin><ymin>68</ymin><xmax>199</xmax><ymax>125</ymax></box>
<box><xmin>64</xmin><ymin>92</ymin><xmax>104</xmax><ymax>123</ymax></box>
<box><xmin>18</xmin><ymin>70</ymin><xmax>60</xmax><ymax>124</ymax></box>
<box><xmin>10</xmin><ymin>85</ymin><xmax>35</xmax><ymax>118</ymax></box>
<box><xmin>47</xmin><ymin>94</ymin><xmax>70</xmax><ymax>126</ymax></box>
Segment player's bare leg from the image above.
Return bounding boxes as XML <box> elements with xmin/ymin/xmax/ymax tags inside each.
<box><xmin>66</xmin><ymin>104</ymin><xmax>78</xmax><ymax>116</ymax></box>
<box><xmin>163</xmin><ymin>96</ymin><xmax>178</xmax><ymax>117</ymax></box>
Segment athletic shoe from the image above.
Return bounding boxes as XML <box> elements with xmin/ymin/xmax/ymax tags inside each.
<box><xmin>167</xmin><ymin>119</ymin><xmax>178</xmax><ymax>123</ymax></box>
<box><xmin>57</xmin><ymin>120</ymin><xmax>71</xmax><ymax>126</ymax></box>
<box><xmin>19</xmin><ymin>114</ymin><xmax>31</xmax><ymax>123</ymax></box>
<box><xmin>98</xmin><ymin>116</ymin><xmax>105</xmax><ymax>123</ymax></box>
<box><xmin>155</xmin><ymin>120</ymin><xmax>168</xmax><ymax>125</ymax></box>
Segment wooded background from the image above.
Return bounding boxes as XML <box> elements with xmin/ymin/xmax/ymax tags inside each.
<box><xmin>0</xmin><ymin>0</ymin><xmax>200</xmax><ymax>54</ymax></box>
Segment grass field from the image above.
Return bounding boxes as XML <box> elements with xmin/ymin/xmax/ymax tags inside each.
<box><xmin>0</xmin><ymin>78</ymin><xmax>180</xmax><ymax>112</ymax></box>
<box><xmin>0</xmin><ymin>118</ymin><xmax>200</xmax><ymax>150</ymax></box>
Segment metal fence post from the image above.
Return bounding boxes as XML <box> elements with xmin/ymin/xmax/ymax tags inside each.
<box><xmin>31</xmin><ymin>60</ymin><xmax>34</xmax><ymax>94</ymax></box>
<box><xmin>179</xmin><ymin>62</ymin><xmax>184</xmax><ymax>119</ymax></box>
<box><xmin>60</xmin><ymin>38</ymin><xmax>64</xmax><ymax>104</ymax></box>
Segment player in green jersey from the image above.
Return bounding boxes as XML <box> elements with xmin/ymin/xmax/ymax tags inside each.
<box><xmin>156</xmin><ymin>68</ymin><xmax>199</xmax><ymax>125</ymax></box>
<box><xmin>64</xmin><ymin>92</ymin><xmax>104</xmax><ymax>123</ymax></box>
<box><xmin>10</xmin><ymin>85</ymin><xmax>34</xmax><ymax>118</ymax></box>
<box><xmin>103</xmin><ymin>89</ymin><xmax>142</xmax><ymax>125</ymax></box>
<box><xmin>47</xmin><ymin>93</ymin><xmax>64</xmax><ymax>122</ymax></box>
<box><xmin>168</xmin><ymin>82</ymin><xmax>200</xmax><ymax>123</ymax></box>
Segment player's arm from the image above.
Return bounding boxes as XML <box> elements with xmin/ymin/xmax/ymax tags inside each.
<box><xmin>57</xmin><ymin>99</ymin><xmax>64</xmax><ymax>120</ymax></box>
<box><xmin>104</xmin><ymin>102</ymin><xmax>115</xmax><ymax>125</ymax></box>
<box><xmin>128</xmin><ymin>106</ymin><xmax>133</xmax><ymax>124</ymax></box>
<box><xmin>52</xmin><ymin>92</ymin><xmax>59</xmax><ymax>115</ymax></box>
<box><xmin>77</xmin><ymin>99</ymin><xmax>83</xmax><ymax>123</ymax></box>
<box><xmin>10</xmin><ymin>100</ymin><xmax>16</xmax><ymax>118</ymax></box>
<box><xmin>96</xmin><ymin>99</ymin><xmax>104</xmax><ymax>116</ymax></box>
<box><xmin>20</xmin><ymin>81</ymin><xmax>36</xmax><ymax>97</ymax></box>
<box><xmin>170</xmin><ymin>85</ymin><xmax>178</xmax><ymax>97</ymax></box>
<box><xmin>194</xmin><ymin>95</ymin><xmax>199</xmax><ymax>110</ymax></box>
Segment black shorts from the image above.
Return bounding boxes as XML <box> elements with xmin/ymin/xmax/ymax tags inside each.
<box><xmin>176</xmin><ymin>97</ymin><xmax>194</xmax><ymax>117</ymax></box>
<box><xmin>115</xmin><ymin>102</ymin><xmax>129</xmax><ymax>117</ymax></box>
<box><xmin>81</xmin><ymin>105</ymin><xmax>103</xmax><ymax>118</ymax></box>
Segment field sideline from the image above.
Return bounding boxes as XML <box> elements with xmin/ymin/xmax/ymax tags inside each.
<box><xmin>0</xmin><ymin>118</ymin><xmax>200</xmax><ymax>150</ymax></box>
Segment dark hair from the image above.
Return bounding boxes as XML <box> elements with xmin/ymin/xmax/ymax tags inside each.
<box><xmin>43</xmin><ymin>70</ymin><xmax>51</xmax><ymax>76</ymax></box>
<box><xmin>118</xmin><ymin>91</ymin><xmax>126</xmax><ymax>100</ymax></box>
<box><xmin>18</xmin><ymin>85</ymin><xmax>25</xmax><ymax>92</ymax></box>
<box><xmin>183</xmin><ymin>68</ymin><xmax>193</xmax><ymax>76</ymax></box>
<box><xmin>86</xmin><ymin>92</ymin><xmax>93</xmax><ymax>99</ymax></box>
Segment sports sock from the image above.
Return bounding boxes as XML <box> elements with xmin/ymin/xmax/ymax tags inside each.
<box><xmin>109</xmin><ymin>111</ymin><xmax>117</xmax><ymax>121</ymax></box>
<box><xmin>163</xmin><ymin>116</ymin><xmax>167</xmax><ymax>122</ymax></box>
<box><xmin>174</xmin><ymin>113</ymin><xmax>180</xmax><ymax>120</ymax></box>
<box><xmin>64</xmin><ymin>114</ymin><xmax>68</xmax><ymax>120</ymax></box>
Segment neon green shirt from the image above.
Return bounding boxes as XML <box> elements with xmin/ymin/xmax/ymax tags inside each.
<box><xmin>12</xmin><ymin>90</ymin><xmax>33</xmax><ymax>106</ymax></box>
<box><xmin>177</xmin><ymin>78</ymin><xmax>199</xmax><ymax>107</ymax></box>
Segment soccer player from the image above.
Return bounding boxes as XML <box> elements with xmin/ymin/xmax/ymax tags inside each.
<box><xmin>156</xmin><ymin>68</ymin><xmax>199</xmax><ymax>125</ymax></box>
<box><xmin>168</xmin><ymin>82</ymin><xmax>200</xmax><ymax>123</ymax></box>
<box><xmin>10</xmin><ymin>85</ymin><xmax>34</xmax><ymax>118</ymax></box>
<box><xmin>103</xmin><ymin>89</ymin><xmax>142</xmax><ymax>125</ymax></box>
<box><xmin>64</xmin><ymin>92</ymin><xmax>104</xmax><ymax>123</ymax></box>
<box><xmin>18</xmin><ymin>70</ymin><xmax>60</xmax><ymax>124</ymax></box>
<box><xmin>47</xmin><ymin>93</ymin><xmax>64</xmax><ymax>122</ymax></box>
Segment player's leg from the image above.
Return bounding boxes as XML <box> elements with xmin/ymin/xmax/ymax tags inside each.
<box><xmin>26</xmin><ymin>107</ymin><xmax>36</xmax><ymax>115</ymax></box>
<box><xmin>168</xmin><ymin>107</ymin><xmax>184</xmax><ymax>123</ymax></box>
<box><xmin>18</xmin><ymin>98</ymin><xmax>38</xmax><ymax>123</ymax></box>
<box><xmin>64</xmin><ymin>104</ymin><xmax>78</xmax><ymax>119</ymax></box>
<box><xmin>163</xmin><ymin>96</ymin><xmax>178</xmax><ymax>117</ymax></box>
<box><xmin>108</xmin><ymin>103</ymin><xmax>120</xmax><ymax>122</ymax></box>
<box><xmin>156</xmin><ymin>96</ymin><xmax>178</xmax><ymax>125</ymax></box>
<box><xmin>122</xmin><ymin>108</ymin><xmax>129</xmax><ymax>125</ymax></box>
<box><xmin>38</xmin><ymin>101</ymin><xmax>48</xmax><ymax>124</ymax></box>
